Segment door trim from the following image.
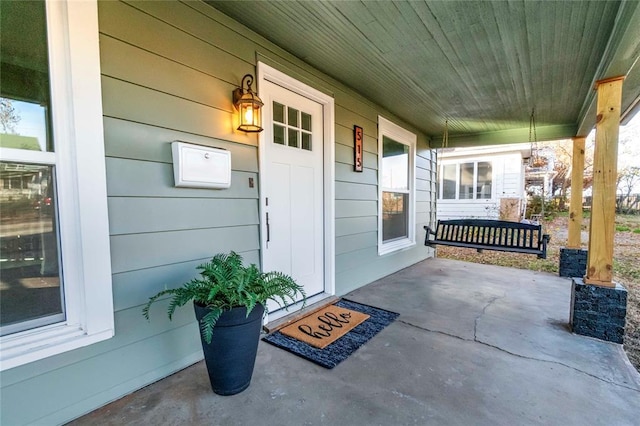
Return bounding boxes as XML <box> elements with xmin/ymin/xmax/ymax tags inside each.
<box><xmin>257</xmin><ymin>62</ymin><xmax>335</xmax><ymax>320</ymax></box>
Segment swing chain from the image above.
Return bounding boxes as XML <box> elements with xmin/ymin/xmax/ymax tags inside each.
<box><xmin>529</xmin><ymin>108</ymin><xmax>539</xmax><ymax>167</ymax></box>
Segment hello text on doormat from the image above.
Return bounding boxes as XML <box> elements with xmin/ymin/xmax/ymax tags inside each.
<box><xmin>279</xmin><ymin>304</ymin><xmax>370</xmax><ymax>349</ymax></box>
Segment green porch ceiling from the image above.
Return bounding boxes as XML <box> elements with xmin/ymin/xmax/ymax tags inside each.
<box><xmin>207</xmin><ymin>0</ymin><xmax>640</xmax><ymax>147</ymax></box>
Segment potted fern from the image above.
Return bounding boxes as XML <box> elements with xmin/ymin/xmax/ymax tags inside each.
<box><xmin>143</xmin><ymin>251</ymin><xmax>305</xmax><ymax>395</ymax></box>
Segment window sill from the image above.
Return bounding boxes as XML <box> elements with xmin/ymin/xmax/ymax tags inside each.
<box><xmin>0</xmin><ymin>322</ymin><xmax>113</xmax><ymax>371</ymax></box>
<box><xmin>379</xmin><ymin>238</ymin><xmax>415</xmax><ymax>256</ymax></box>
<box><xmin>438</xmin><ymin>198</ymin><xmax>495</xmax><ymax>202</ymax></box>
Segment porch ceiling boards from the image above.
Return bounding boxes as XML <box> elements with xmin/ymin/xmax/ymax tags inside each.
<box><xmin>207</xmin><ymin>0</ymin><xmax>640</xmax><ymax>147</ymax></box>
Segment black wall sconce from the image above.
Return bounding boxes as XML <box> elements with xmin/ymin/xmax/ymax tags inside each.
<box><xmin>233</xmin><ymin>74</ymin><xmax>264</xmax><ymax>133</ymax></box>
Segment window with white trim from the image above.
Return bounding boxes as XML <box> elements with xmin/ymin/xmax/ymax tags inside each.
<box><xmin>439</xmin><ymin>161</ymin><xmax>493</xmax><ymax>200</ymax></box>
<box><xmin>378</xmin><ymin>117</ymin><xmax>416</xmax><ymax>255</ymax></box>
<box><xmin>0</xmin><ymin>0</ymin><xmax>113</xmax><ymax>370</ymax></box>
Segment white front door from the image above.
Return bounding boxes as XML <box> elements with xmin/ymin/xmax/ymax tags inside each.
<box><xmin>260</xmin><ymin>79</ymin><xmax>325</xmax><ymax>312</ymax></box>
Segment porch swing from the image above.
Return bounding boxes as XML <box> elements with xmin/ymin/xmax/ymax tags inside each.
<box><xmin>424</xmin><ymin>113</ymin><xmax>550</xmax><ymax>259</ymax></box>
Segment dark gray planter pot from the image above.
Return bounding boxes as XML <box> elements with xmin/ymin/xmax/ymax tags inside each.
<box><xmin>193</xmin><ymin>303</ymin><xmax>264</xmax><ymax>395</ymax></box>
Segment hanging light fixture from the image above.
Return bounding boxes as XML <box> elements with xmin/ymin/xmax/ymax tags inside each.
<box><xmin>232</xmin><ymin>74</ymin><xmax>264</xmax><ymax>133</ymax></box>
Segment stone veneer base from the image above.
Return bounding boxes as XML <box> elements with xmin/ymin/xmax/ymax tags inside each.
<box><xmin>559</xmin><ymin>248</ymin><xmax>587</xmax><ymax>278</ymax></box>
<box><xmin>570</xmin><ymin>278</ymin><xmax>627</xmax><ymax>344</ymax></box>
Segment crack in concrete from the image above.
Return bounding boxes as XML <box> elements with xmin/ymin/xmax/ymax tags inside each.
<box><xmin>396</xmin><ymin>319</ymin><xmax>473</xmax><ymax>343</ymax></box>
<box><xmin>473</xmin><ymin>339</ymin><xmax>640</xmax><ymax>393</ymax></box>
<box><xmin>396</xmin><ymin>309</ymin><xmax>640</xmax><ymax>393</ymax></box>
<box><xmin>473</xmin><ymin>294</ymin><xmax>505</xmax><ymax>341</ymax></box>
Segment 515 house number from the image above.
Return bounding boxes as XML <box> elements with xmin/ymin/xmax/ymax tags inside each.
<box><xmin>354</xmin><ymin>125</ymin><xmax>363</xmax><ymax>172</ymax></box>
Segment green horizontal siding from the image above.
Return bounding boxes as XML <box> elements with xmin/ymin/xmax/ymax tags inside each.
<box><xmin>335</xmin><ymin>200</ymin><xmax>377</xmax><ymax>219</ymax></box>
<box><xmin>335</xmin><ymin>163</ymin><xmax>378</xmax><ymax>185</ymax></box>
<box><xmin>335</xmin><ymin>182</ymin><xmax>377</xmax><ymax>201</ymax></box>
<box><xmin>104</xmin><ymin>118</ymin><xmax>258</xmax><ymax>171</ymax></box>
<box><xmin>102</xmin><ymin>76</ymin><xmax>250</xmax><ymax>144</ymax></box>
<box><xmin>335</xmin><ymin>143</ymin><xmax>377</xmax><ymax>170</ymax></box>
<box><xmin>110</xmin><ymin>225</ymin><xmax>260</xmax><ymax>274</ymax></box>
<box><xmin>336</xmin><ymin>231</ymin><xmax>378</xmax><ymax>255</ymax></box>
<box><xmin>112</xmin><ymin>250</ymin><xmax>261</xmax><ymax>312</ymax></box>
<box><xmin>108</xmin><ymin>198</ymin><xmax>259</xmax><ymax>235</ymax></box>
<box><xmin>106</xmin><ymin>158</ymin><xmax>258</xmax><ymax>199</ymax></box>
<box><xmin>335</xmin><ymin>216</ymin><xmax>378</xmax><ymax>237</ymax></box>
<box><xmin>98</xmin><ymin>1</ymin><xmax>253</xmax><ymax>81</ymax></box>
<box><xmin>2</xmin><ymin>316</ymin><xmax>201</xmax><ymax>425</ymax></box>
<box><xmin>100</xmin><ymin>35</ymin><xmax>232</xmax><ymax>111</ymax></box>
<box><xmin>336</xmin><ymin>246</ymin><xmax>432</xmax><ymax>296</ymax></box>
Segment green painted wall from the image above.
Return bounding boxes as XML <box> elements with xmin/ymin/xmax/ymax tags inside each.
<box><xmin>0</xmin><ymin>1</ymin><xmax>435</xmax><ymax>424</ymax></box>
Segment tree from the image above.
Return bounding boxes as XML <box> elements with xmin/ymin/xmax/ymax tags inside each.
<box><xmin>617</xmin><ymin>166</ymin><xmax>640</xmax><ymax>214</ymax></box>
<box><xmin>0</xmin><ymin>97</ymin><xmax>21</xmax><ymax>133</ymax></box>
<box><xmin>534</xmin><ymin>138</ymin><xmax>595</xmax><ymax>210</ymax></box>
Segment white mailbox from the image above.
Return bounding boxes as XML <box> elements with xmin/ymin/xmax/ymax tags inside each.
<box><xmin>171</xmin><ymin>142</ymin><xmax>231</xmax><ymax>189</ymax></box>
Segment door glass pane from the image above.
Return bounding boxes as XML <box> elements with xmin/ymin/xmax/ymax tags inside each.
<box><xmin>381</xmin><ymin>136</ymin><xmax>409</xmax><ymax>191</ymax></box>
<box><xmin>273</xmin><ymin>102</ymin><xmax>285</xmax><ymax>123</ymax></box>
<box><xmin>273</xmin><ymin>124</ymin><xmax>285</xmax><ymax>145</ymax></box>
<box><xmin>301</xmin><ymin>112</ymin><xmax>311</xmax><ymax>131</ymax></box>
<box><xmin>0</xmin><ymin>0</ymin><xmax>53</xmax><ymax>152</ymax></box>
<box><xmin>0</xmin><ymin>163</ymin><xmax>64</xmax><ymax>335</ymax></box>
<box><xmin>301</xmin><ymin>132</ymin><xmax>311</xmax><ymax>151</ymax></box>
<box><xmin>442</xmin><ymin>164</ymin><xmax>456</xmax><ymax>199</ymax></box>
<box><xmin>459</xmin><ymin>162</ymin><xmax>474</xmax><ymax>199</ymax></box>
<box><xmin>476</xmin><ymin>162</ymin><xmax>492</xmax><ymax>199</ymax></box>
<box><xmin>287</xmin><ymin>107</ymin><xmax>298</xmax><ymax>127</ymax></box>
<box><xmin>382</xmin><ymin>191</ymin><xmax>408</xmax><ymax>242</ymax></box>
<box><xmin>288</xmin><ymin>129</ymin><xmax>298</xmax><ymax>148</ymax></box>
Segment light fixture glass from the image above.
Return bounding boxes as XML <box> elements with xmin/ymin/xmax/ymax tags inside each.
<box><xmin>233</xmin><ymin>74</ymin><xmax>264</xmax><ymax>133</ymax></box>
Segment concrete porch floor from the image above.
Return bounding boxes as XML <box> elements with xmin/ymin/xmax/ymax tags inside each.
<box><xmin>70</xmin><ymin>258</ymin><xmax>640</xmax><ymax>425</ymax></box>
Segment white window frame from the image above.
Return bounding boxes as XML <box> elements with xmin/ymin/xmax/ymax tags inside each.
<box><xmin>0</xmin><ymin>0</ymin><xmax>113</xmax><ymax>371</ymax></box>
<box><xmin>439</xmin><ymin>159</ymin><xmax>494</xmax><ymax>201</ymax></box>
<box><xmin>378</xmin><ymin>116</ymin><xmax>416</xmax><ymax>255</ymax></box>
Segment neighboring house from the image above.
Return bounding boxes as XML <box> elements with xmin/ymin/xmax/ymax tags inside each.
<box><xmin>437</xmin><ymin>144</ymin><xmax>531</xmax><ymax>221</ymax></box>
<box><xmin>0</xmin><ymin>2</ymin><xmax>436</xmax><ymax>424</ymax></box>
<box><xmin>524</xmin><ymin>145</ymin><xmax>558</xmax><ymax>203</ymax></box>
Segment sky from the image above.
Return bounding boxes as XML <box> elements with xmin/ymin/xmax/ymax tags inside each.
<box><xmin>5</xmin><ymin>99</ymin><xmax>48</xmax><ymax>152</ymax></box>
<box><xmin>615</xmin><ymin>112</ymin><xmax>640</xmax><ymax>170</ymax></box>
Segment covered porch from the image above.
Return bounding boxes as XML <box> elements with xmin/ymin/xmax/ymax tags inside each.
<box><xmin>71</xmin><ymin>258</ymin><xmax>640</xmax><ymax>425</ymax></box>
<box><xmin>2</xmin><ymin>2</ymin><xmax>640</xmax><ymax>424</ymax></box>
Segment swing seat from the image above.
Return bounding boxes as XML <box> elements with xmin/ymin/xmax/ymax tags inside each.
<box><xmin>424</xmin><ymin>219</ymin><xmax>550</xmax><ymax>259</ymax></box>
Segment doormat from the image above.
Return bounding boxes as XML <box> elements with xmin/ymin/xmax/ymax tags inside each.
<box><xmin>262</xmin><ymin>299</ymin><xmax>399</xmax><ymax>369</ymax></box>
<box><xmin>279</xmin><ymin>303</ymin><xmax>370</xmax><ymax>349</ymax></box>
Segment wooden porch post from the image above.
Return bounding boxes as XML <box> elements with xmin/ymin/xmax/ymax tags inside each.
<box><xmin>567</xmin><ymin>136</ymin><xmax>585</xmax><ymax>249</ymax></box>
<box><xmin>584</xmin><ymin>76</ymin><xmax>624</xmax><ymax>287</ymax></box>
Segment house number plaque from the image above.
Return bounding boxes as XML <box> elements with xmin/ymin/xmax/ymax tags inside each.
<box><xmin>354</xmin><ymin>125</ymin><xmax>363</xmax><ymax>172</ymax></box>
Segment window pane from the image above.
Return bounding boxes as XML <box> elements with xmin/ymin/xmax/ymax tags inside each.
<box><xmin>442</xmin><ymin>164</ymin><xmax>456</xmax><ymax>199</ymax></box>
<box><xmin>273</xmin><ymin>124</ymin><xmax>285</xmax><ymax>145</ymax></box>
<box><xmin>273</xmin><ymin>102</ymin><xmax>285</xmax><ymax>123</ymax></box>
<box><xmin>459</xmin><ymin>162</ymin><xmax>474</xmax><ymax>199</ymax></box>
<box><xmin>0</xmin><ymin>0</ymin><xmax>53</xmax><ymax>152</ymax></box>
<box><xmin>0</xmin><ymin>162</ymin><xmax>64</xmax><ymax>335</ymax></box>
<box><xmin>476</xmin><ymin>162</ymin><xmax>492</xmax><ymax>199</ymax></box>
<box><xmin>382</xmin><ymin>191</ymin><xmax>408</xmax><ymax>242</ymax></box>
<box><xmin>381</xmin><ymin>136</ymin><xmax>409</xmax><ymax>191</ymax></box>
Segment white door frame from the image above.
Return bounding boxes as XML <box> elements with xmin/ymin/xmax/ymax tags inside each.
<box><xmin>257</xmin><ymin>62</ymin><xmax>336</xmax><ymax>320</ymax></box>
